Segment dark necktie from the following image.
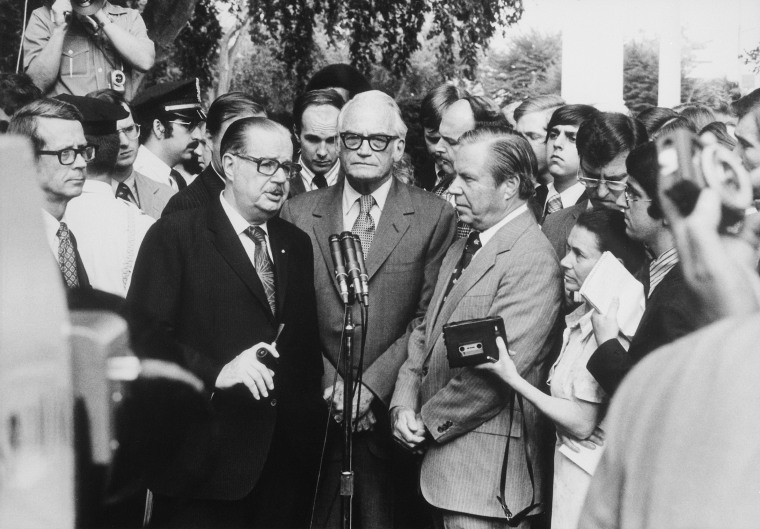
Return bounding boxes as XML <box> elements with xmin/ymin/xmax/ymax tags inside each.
<box><xmin>246</xmin><ymin>226</ymin><xmax>276</xmax><ymax>316</ymax></box>
<box><xmin>444</xmin><ymin>231</ymin><xmax>481</xmax><ymax>300</ymax></box>
<box><xmin>351</xmin><ymin>195</ymin><xmax>376</xmax><ymax>260</ymax></box>
<box><xmin>170</xmin><ymin>169</ymin><xmax>187</xmax><ymax>190</ymax></box>
<box><xmin>312</xmin><ymin>173</ymin><xmax>328</xmax><ymax>189</ymax></box>
<box><xmin>115</xmin><ymin>182</ymin><xmax>137</xmax><ymax>206</ymax></box>
<box><xmin>57</xmin><ymin>221</ymin><xmax>80</xmax><ymax>288</ymax></box>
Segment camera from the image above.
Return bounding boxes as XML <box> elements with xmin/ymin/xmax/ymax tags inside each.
<box><xmin>110</xmin><ymin>70</ymin><xmax>126</xmax><ymax>92</ymax></box>
<box><xmin>655</xmin><ymin>129</ymin><xmax>752</xmax><ymax>233</ymax></box>
<box><xmin>443</xmin><ymin>316</ymin><xmax>506</xmax><ymax>368</ymax></box>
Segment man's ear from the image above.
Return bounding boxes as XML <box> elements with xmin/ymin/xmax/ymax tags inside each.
<box><xmin>392</xmin><ymin>138</ymin><xmax>406</xmax><ymax>163</ymax></box>
<box><xmin>152</xmin><ymin>119</ymin><xmax>165</xmax><ymax>139</ymax></box>
<box><xmin>502</xmin><ymin>175</ymin><xmax>519</xmax><ymax>201</ymax></box>
<box><xmin>221</xmin><ymin>153</ymin><xmax>235</xmax><ymax>183</ymax></box>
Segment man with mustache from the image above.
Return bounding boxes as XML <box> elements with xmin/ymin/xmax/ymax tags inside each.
<box><xmin>128</xmin><ymin>117</ymin><xmax>325</xmax><ymax>528</ymax></box>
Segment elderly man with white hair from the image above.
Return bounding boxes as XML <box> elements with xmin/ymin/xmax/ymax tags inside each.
<box><xmin>281</xmin><ymin>90</ymin><xmax>457</xmax><ymax>529</ymax></box>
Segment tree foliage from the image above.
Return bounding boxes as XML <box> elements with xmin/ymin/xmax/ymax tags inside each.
<box><xmin>623</xmin><ymin>39</ymin><xmax>659</xmax><ymax>113</ymax></box>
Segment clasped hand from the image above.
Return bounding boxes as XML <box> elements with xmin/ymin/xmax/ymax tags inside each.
<box><xmin>215</xmin><ymin>342</ymin><xmax>279</xmax><ymax>400</ymax></box>
<box><xmin>390</xmin><ymin>406</ymin><xmax>427</xmax><ymax>454</ymax></box>
<box><xmin>323</xmin><ymin>381</ymin><xmax>376</xmax><ymax>432</ymax></box>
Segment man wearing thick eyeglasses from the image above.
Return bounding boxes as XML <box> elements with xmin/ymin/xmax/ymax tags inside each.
<box><xmin>543</xmin><ymin>113</ymin><xmax>648</xmax><ymax>261</ymax></box>
<box><xmin>88</xmin><ymin>88</ymin><xmax>175</xmax><ymax>219</ymax></box>
<box><xmin>281</xmin><ymin>90</ymin><xmax>457</xmax><ymax>529</ymax></box>
<box><xmin>132</xmin><ymin>79</ymin><xmax>206</xmax><ymax>191</ymax></box>
<box><xmin>8</xmin><ymin>97</ymin><xmax>92</xmax><ymax>289</ymax></box>
<box><xmin>129</xmin><ymin>117</ymin><xmax>325</xmax><ymax>527</ymax></box>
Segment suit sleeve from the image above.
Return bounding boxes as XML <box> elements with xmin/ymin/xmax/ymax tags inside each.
<box><xmin>361</xmin><ymin>201</ymin><xmax>457</xmax><ymax>406</ymax></box>
<box><xmin>586</xmin><ymin>339</ymin><xmax>633</xmax><ymax>396</ymax></box>
<box><xmin>421</xmin><ymin>244</ymin><xmax>562</xmax><ymax>443</ymax></box>
<box><xmin>389</xmin><ymin>314</ymin><xmax>429</xmax><ymax>412</ymax></box>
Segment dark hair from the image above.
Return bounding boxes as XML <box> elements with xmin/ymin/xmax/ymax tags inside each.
<box><xmin>87</xmin><ymin>88</ymin><xmax>128</xmax><ymax>108</ymax></box>
<box><xmin>545</xmin><ymin>104</ymin><xmax>600</xmax><ymax>143</ymax></box>
<box><xmin>464</xmin><ymin>95</ymin><xmax>511</xmax><ymax>129</ymax></box>
<box><xmin>652</xmin><ymin>116</ymin><xmax>697</xmax><ymax>139</ymax></box>
<box><xmin>678</xmin><ymin>104</ymin><xmax>716</xmax><ymax>132</ymax></box>
<box><xmin>419</xmin><ymin>84</ymin><xmax>468</xmax><ymax>130</ymax></box>
<box><xmin>292</xmin><ymin>89</ymin><xmax>344</xmax><ymax>136</ymax></box>
<box><xmin>576</xmin><ymin>112</ymin><xmax>648</xmax><ymax>168</ymax></box>
<box><xmin>700</xmin><ymin>121</ymin><xmax>737</xmax><ymax>149</ymax></box>
<box><xmin>459</xmin><ymin>126</ymin><xmax>536</xmax><ymax>199</ymax></box>
<box><xmin>8</xmin><ymin>98</ymin><xmax>83</xmax><ymax>152</ymax></box>
<box><xmin>625</xmin><ymin>142</ymin><xmax>663</xmax><ymax>219</ymax></box>
<box><xmin>731</xmin><ymin>87</ymin><xmax>760</xmax><ymax>121</ymax></box>
<box><xmin>137</xmin><ymin>117</ymin><xmax>171</xmax><ymax>144</ymax></box>
<box><xmin>575</xmin><ymin>208</ymin><xmax>645</xmax><ymax>274</ymax></box>
<box><xmin>0</xmin><ymin>73</ymin><xmax>42</xmax><ymax>116</ymax></box>
<box><xmin>206</xmin><ymin>92</ymin><xmax>266</xmax><ymax>137</ymax></box>
<box><xmin>513</xmin><ymin>94</ymin><xmax>565</xmax><ymax>124</ymax></box>
<box><xmin>636</xmin><ymin>107</ymin><xmax>678</xmax><ymax>136</ymax></box>
<box><xmin>86</xmin><ymin>132</ymin><xmax>120</xmax><ymax>175</ymax></box>
<box><xmin>220</xmin><ymin>117</ymin><xmax>289</xmax><ymax>159</ymax></box>
<box><xmin>305</xmin><ymin>64</ymin><xmax>371</xmax><ymax>100</ymax></box>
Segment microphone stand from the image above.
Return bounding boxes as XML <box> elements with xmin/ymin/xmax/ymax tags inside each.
<box><xmin>339</xmin><ymin>301</ymin><xmax>355</xmax><ymax>529</ymax></box>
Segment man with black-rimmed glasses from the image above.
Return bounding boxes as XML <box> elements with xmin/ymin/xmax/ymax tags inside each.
<box><xmin>281</xmin><ymin>90</ymin><xmax>457</xmax><ymax>529</ymax></box>
<box><xmin>131</xmin><ymin>79</ymin><xmax>206</xmax><ymax>191</ymax></box>
<box><xmin>9</xmin><ymin>97</ymin><xmax>93</xmax><ymax>289</ymax></box>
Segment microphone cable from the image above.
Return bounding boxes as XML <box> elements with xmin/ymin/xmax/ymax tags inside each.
<box><xmin>17</xmin><ymin>0</ymin><xmax>30</xmax><ymax>73</ymax></box>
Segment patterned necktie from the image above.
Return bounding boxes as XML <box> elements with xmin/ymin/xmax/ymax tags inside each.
<box><xmin>351</xmin><ymin>195</ymin><xmax>376</xmax><ymax>260</ymax></box>
<box><xmin>170</xmin><ymin>169</ymin><xmax>187</xmax><ymax>190</ymax></box>
<box><xmin>246</xmin><ymin>226</ymin><xmax>276</xmax><ymax>316</ymax></box>
<box><xmin>444</xmin><ymin>231</ymin><xmax>481</xmax><ymax>300</ymax></box>
<box><xmin>115</xmin><ymin>182</ymin><xmax>137</xmax><ymax>206</ymax></box>
<box><xmin>546</xmin><ymin>193</ymin><xmax>563</xmax><ymax>214</ymax></box>
<box><xmin>312</xmin><ymin>173</ymin><xmax>328</xmax><ymax>189</ymax></box>
<box><xmin>57</xmin><ymin>222</ymin><xmax>80</xmax><ymax>288</ymax></box>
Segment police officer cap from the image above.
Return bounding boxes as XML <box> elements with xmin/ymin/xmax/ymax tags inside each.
<box><xmin>131</xmin><ymin>79</ymin><xmax>207</xmax><ymax>123</ymax></box>
<box><xmin>55</xmin><ymin>93</ymin><xmax>128</xmax><ymax>135</ymax></box>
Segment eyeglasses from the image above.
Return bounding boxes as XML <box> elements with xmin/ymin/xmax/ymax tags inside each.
<box><xmin>117</xmin><ymin>124</ymin><xmax>140</xmax><ymax>140</ymax></box>
<box><xmin>577</xmin><ymin>168</ymin><xmax>628</xmax><ymax>192</ymax></box>
<box><xmin>168</xmin><ymin>120</ymin><xmax>202</xmax><ymax>132</ymax></box>
<box><xmin>231</xmin><ymin>153</ymin><xmax>301</xmax><ymax>179</ymax></box>
<box><xmin>624</xmin><ymin>190</ymin><xmax>653</xmax><ymax>207</ymax></box>
<box><xmin>340</xmin><ymin>133</ymin><xmax>398</xmax><ymax>152</ymax></box>
<box><xmin>38</xmin><ymin>145</ymin><xmax>97</xmax><ymax>165</ymax></box>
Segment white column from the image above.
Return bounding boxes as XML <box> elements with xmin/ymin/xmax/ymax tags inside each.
<box><xmin>658</xmin><ymin>1</ymin><xmax>681</xmax><ymax>107</ymax></box>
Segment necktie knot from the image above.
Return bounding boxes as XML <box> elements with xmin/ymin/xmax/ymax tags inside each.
<box><xmin>359</xmin><ymin>194</ymin><xmax>375</xmax><ymax>215</ymax></box>
<box><xmin>57</xmin><ymin>221</ymin><xmax>69</xmax><ymax>239</ymax></box>
<box><xmin>247</xmin><ymin>225</ymin><xmax>267</xmax><ymax>245</ymax></box>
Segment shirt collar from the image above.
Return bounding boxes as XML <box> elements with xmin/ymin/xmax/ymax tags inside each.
<box><xmin>136</xmin><ymin>145</ymin><xmax>172</xmax><ymax>178</ymax></box>
<box><xmin>342</xmin><ymin>177</ymin><xmax>393</xmax><ymax>217</ymax></box>
<box><xmin>551</xmin><ymin>181</ymin><xmax>586</xmax><ymax>206</ymax></box>
<box><xmin>219</xmin><ymin>192</ymin><xmax>268</xmax><ymax>237</ymax></box>
<box><xmin>299</xmin><ymin>157</ymin><xmax>341</xmax><ymax>187</ymax></box>
<box><xmin>565</xmin><ymin>302</ymin><xmax>595</xmax><ymax>339</ymax></box>
<box><xmin>82</xmin><ymin>180</ymin><xmax>113</xmax><ymax>195</ymax></box>
<box><xmin>479</xmin><ymin>203</ymin><xmax>529</xmax><ymax>247</ymax></box>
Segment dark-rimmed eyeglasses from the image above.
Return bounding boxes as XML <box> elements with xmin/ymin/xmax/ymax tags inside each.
<box><xmin>117</xmin><ymin>124</ymin><xmax>140</xmax><ymax>140</ymax></box>
<box><xmin>38</xmin><ymin>145</ymin><xmax>97</xmax><ymax>165</ymax></box>
<box><xmin>340</xmin><ymin>133</ymin><xmax>398</xmax><ymax>152</ymax></box>
<box><xmin>231</xmin><ymin>153</ymin><xmax>301</xmax><ymax>179</ymax></box>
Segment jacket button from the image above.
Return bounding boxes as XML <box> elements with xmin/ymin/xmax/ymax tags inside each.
<box><xmin>437</xmin><ymin>425</ymin><xmax>445</xmax><ymax>433</ymax></box>
<box><xmin>270</xmin><ymin>398</ymin><xmax>277</xmax><ymax>407</ymax></box>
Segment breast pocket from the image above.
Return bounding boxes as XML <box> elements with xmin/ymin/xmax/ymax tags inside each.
<box><xmin>60</xmin><ymin>37</ymin><xmax>91</xmax><ymax>78</ymax></box>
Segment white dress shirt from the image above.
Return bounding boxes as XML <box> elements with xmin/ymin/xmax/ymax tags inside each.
<box><xmin>478</xmin><ymin>203</ymin><xmax>529</xmax><ymax>248</ymax></box>
<box><xmin>42</xmin><ymin>209</ymin><xmax>65</xmax><ymax>258</ymax></box>
<box><xmin>110</xmin><ymin>171</ymin><xmax>140</xmax><ymax>206</ymax></box>
<box><xmin>133</xmin><ymin>145</ymin><xmax>176</xmax><ymax>190</ymax></box>
<box><xmin>544</xmin><ymin>181</ymin><xmax>586</xmax><ymax>215</ymax></box>
<box><xmin>219</xmin><ymin>192</ymin><xmax>273</xmax><ymax>264</ymax></box>
<box><xmin>299</xmin><ymin>157</ymin><xmax>341</xmax><ymax>191</ymax></box>
<box><xmin>342</xmin><ymin>177</ymin><xmax>393</xmax><ymax>232</ymax></box>
<box><xmin>65</xmin><ymin>180</ymin><xmax>154</xmax><ymax>296</ymax></box>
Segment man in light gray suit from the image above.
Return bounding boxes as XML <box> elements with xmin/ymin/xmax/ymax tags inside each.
<box><xmin>391</xmin><ymin>127</ymin><xmax>562</xmax><ymax>529</ymax></box>
<box><xmin>280</xmin><ymin>90</ymin><xmax>456</xmax><ymax>529</ymax></box>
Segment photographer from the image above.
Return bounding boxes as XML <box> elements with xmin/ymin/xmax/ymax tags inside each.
<box><xmin>23</xmin><ymin>0</ymin><xmax>155</xmax><ymax>99</ymax></box>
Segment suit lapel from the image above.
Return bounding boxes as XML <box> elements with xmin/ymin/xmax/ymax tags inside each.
<box><xmin>311</xmin><ymin>184</ymin><xmax>345</xmax><ymax>296</ymax></box>
<box><xmin>268</xmin><ymin>217</ymin><xmax>289</xmax><ymax>318</ymax></box>
<box><xmin>366</xmin><ymin>179</ymin><xmax>411</xmax><ymax>281</ymax></box>
<box><xmin>426</xmin><ymin>211</ymin><xmax>535</xmax><ymax>350</ymax></box>
<box><xmin>207</xmin><ymin>201</ymin><xmax>275</xmax><ymax>323</ymax></box>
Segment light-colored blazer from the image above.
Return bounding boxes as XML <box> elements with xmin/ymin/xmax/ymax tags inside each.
<box><xmin>392</xmin><ymin>208</ymin><xmax>562</xmax><ymax>518</ymax></box>
<box><xmin>134</xmin><ymin>170</ymin><xmax>176</xmax><ymax>220</ymax></box>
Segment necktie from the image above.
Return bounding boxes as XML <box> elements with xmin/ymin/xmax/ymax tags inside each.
<box><xmin>170</xmin><ymin>169</ymin><xmax>187</xmax><ymax>190</ymax></box>
<box><xmin>246</xmin><ymin>226</ymin><xmax>276</xmax><ymax>316</ymax></box>
<box><xmin>115</xmin><ymin>182</ymin><xmax>137</xmax><ymax>206</ymax></box>
<box><xmin>351</xmin><ymin>195</ymin><xmax>375</xmax><ymax>260</ymax></box>
<box><xmin>444</xmin><ymin>231</ymin><xmax>481</xmax><ymax>300</ymax></box>
<box><xmin>57</xmin><ymin>222</ymin><xmax>80</xmax><ymax>288</ymax></box>
<box><xmin>312</xmin><ymin>173</ymin><xmax>328</xmax><ymax>189</ymax></box>
<box><xmin>546</xmin><ymin>193</ymin><xmax>563</xmax><ymax>215</ymax></box>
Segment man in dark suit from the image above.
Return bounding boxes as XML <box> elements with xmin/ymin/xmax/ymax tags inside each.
<box><xmin>543</xmin><ymin>113</ymin><xmax>648</xmax><ymax>260</ymax></box>
<box><xmin>128</xmin><ymin>117</ymin><xmax>325</xmax><ymax>528</ymax></box>
<box><xmin>391</xmin><ymin>128</ymin><xmax>562</xmax><ymax>529</ymax></box>
<box><xmin>585</xmin><ymin>142</ymin><xmax>708</xmax><ymax>395</ymax></box>
<box><xmin>9</xmin><ymin>97</ymin><xmax>91</xmax><ymax>289</ymax></box>
<box><xmin>162</xmin><ymin>92</ymin><xmax>266</xmax><ymax>215</ymax></box>
<box><xmin>280</xmin><ymin>90</ymin><xmax>457</xmax><ymax>529</ymax></box>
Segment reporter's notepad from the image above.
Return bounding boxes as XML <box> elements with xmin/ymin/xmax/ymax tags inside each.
<box><xmin>579</xmin><ymin>251</ymin><xmax>645</xmax><ymax>338</ymax></box>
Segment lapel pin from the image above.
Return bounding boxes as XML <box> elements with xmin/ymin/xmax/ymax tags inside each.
<box><xmin>281</xmin><ymin>249</ymin><xmax>285</xmax><ymax>253</ymax></box>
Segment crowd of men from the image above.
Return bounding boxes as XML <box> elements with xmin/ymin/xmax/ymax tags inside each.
<box><xmin>3</xmin><ymin>1</ymin><xmax>760</xmax><ymax>528</ymax></box>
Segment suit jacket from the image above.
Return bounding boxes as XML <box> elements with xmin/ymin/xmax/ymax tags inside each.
<box><xmin>542</xmin><ymin>200</ymin><xmax>587</xmax><ymax>259</ymax></box>
<box><xmin>127</xmin><ymin>200</ymin><xmax>324</xmax><ymax>501</ymax></box>
<box><xmin>161</xmin><ymin>165</ymin><xmax>225</xmax><ymax>216</ymax></box>
<box><xmin>280</xmin><ymin>178</ymin><xmax>457</xmax><ymax>406</ymax></box>
<box><xmin>391</xmin><ymin>208</ymin><xmax>562</xmax><ymax>518</ymax></box>
<box><xmin>133</xmin><ymin>170</ymin><xmax>175</xmax><ymax>219</ymax></box>
<box><xmin>69</xmin><ymin>228</ymin><xmax>91</xmax><ymax>289</ymax></box>
<box><xmin>586</xmin><ymin>263</ymin><xmax>707</xmax><ymax>395</ymax></box>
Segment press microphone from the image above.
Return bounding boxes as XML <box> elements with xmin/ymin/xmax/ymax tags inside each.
<box><xmin>329</xmin><ymin>234</ymin><xmax>350</xmax><ymax>305</ymax></box>
<box><xmin>352</xmin><ymin>235</ymin><xmax>369</xmax><ymax>306</ymax></box>
<box><xmin>339</xmin><ymin>231</ymin><xmax>363</xmax><ymax>304</ymax></box>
